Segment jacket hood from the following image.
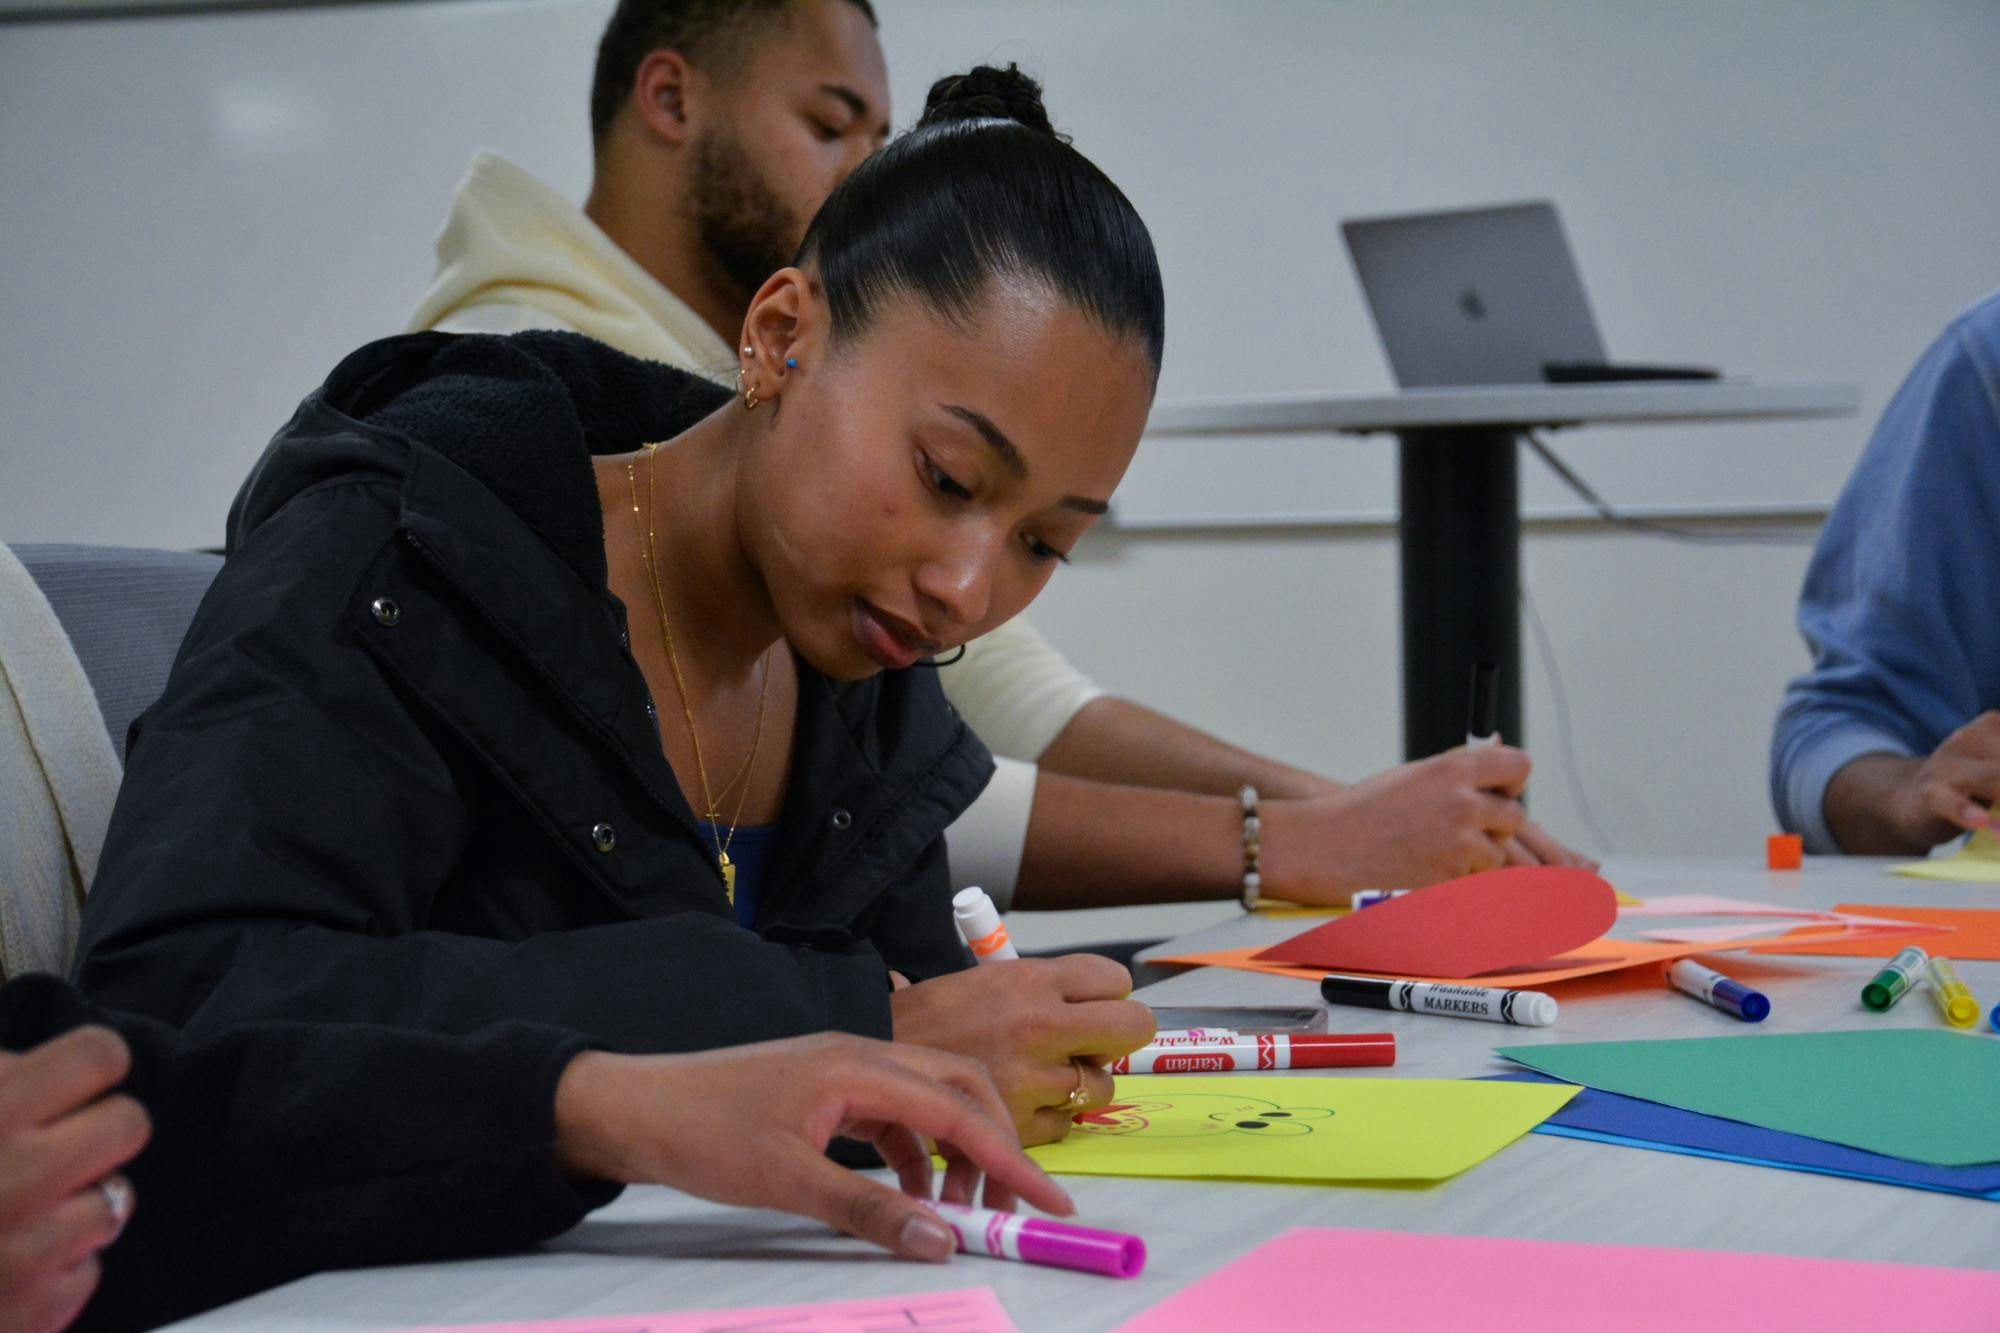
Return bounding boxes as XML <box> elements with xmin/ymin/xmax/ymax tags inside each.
<box><xmin>405</xmin><ymin>152</ymin><xmax>735</xmax><ymax>376</ymax></box>
<box><xmin>229</xmin><ymin>330</ymin><xmax>731</xmax><ymax>593</ymax></box>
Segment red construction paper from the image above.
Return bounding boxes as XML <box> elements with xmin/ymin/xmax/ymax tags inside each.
<box><xmin>1251</xmin><ymin>865</ymin><xmax>1618</xmax><ymax>976</ymax></box>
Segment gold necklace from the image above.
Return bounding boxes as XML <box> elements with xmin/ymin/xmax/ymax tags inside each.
<box><xmin>624</xmin><ymin>442</ymin><xmax>772</xmax><ymax>902</ymax></box>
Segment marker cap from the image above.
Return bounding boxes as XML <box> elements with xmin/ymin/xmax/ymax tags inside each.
<box><xmin>1515</xmin><ymin>992</ymin><xmax>1559</xmax><ymax>1026</ymax></box>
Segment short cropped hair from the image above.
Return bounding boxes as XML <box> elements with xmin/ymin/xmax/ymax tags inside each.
<box><xmin>589</xmin><ymin>0</ymin><xmax>879</xmax><ymax>147</ymax></box>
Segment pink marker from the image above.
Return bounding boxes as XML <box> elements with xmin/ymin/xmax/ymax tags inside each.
<box><xmin>1107</xmin><ymin>1031</ymin><xmax>1395</xmax><ymax>1073</ymax></box>
<box><xmin>927</xmin><ymin>1201</ymin><xmax>1145</xmax><ymax>1278</ymax></box>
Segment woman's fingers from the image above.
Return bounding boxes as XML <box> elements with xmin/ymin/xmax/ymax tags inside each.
<box><xmin>19</xmin><ymin>1255</ymin><xmax>100</xmax><ymax>1333</ymax></box>
<box><xmin>832</xmin><ymin>1060</ymin><xmax>1071</xmax><ymax>1218</ymax></box>
<box><xmin>785</xmin><ymin>1150</ymin><xmax>956</xmax><ymax>1263</ymax></box>
<box><xmin>938</xmin><ymin>1149</ymin><xmax>982</xmax><ymax>1208</ymax></box>
<box><xmin>0</xmin><ymin>1029</ymin><xmax>130</xmax><ymax>1131</ymax></box>
<box><xmin>863</xmin><ymin>1120</ymin><xmax>934</xmax><ymax>1202</ymax></box>
<box><xmin>1</xmin><ymin>1097</ymin><xmax>150</xmax><ymax>1227</ymax></box>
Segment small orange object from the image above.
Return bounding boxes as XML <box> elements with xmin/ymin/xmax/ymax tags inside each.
<box><xmin>1767</xmin><ymin>833</ymin><xmax>1803</xmax><ymax>870</ymax></box>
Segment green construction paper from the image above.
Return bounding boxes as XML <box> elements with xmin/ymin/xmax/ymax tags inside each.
<box><xmin>1497</xmin><ymin>1030</ymin><xmax>2000</xmax><ymax>1167</ymax></box>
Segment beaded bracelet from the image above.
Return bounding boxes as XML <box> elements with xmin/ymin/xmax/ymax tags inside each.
<box><xmin>1238</xmin><ymin>784</ymin><xmax>1262</xmax><ymax>911</ymax></box>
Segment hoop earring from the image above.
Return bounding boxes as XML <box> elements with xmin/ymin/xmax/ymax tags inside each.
<box><xmin>737</xmin><ymin>370</ymin><xmax>762</xmax><ymax>412</ymax></box>
<box><xmin>914</xmin><ymin>645</ymin><xmax>968</xmax><ymax>668</ymax></box>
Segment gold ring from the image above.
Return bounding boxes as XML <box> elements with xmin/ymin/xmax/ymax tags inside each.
<box><xmin>1064</xmin><ymin>1061</ymin><xmax>1091</xmax><ymax>1110</ymax></box>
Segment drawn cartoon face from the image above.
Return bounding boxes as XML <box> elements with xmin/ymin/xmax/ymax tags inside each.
<box><xmin>1073</xmin><ymin>1094</ymin><xmax>1336</xmax><ymax>1138</ymax></box>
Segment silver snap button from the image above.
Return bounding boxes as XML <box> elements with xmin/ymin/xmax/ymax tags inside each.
<box><xmin>590</xmin><ymin>822</ymin><xmax>617</xmax><ymax>853</ymax></box>
<box><xmin>369</xmin><ymin>597</ymin><xmax>401</xmax><ymax>628</ymax></box>
<box><xmin>830</xmin><ymin>809</ymin><xmax>853</xmax><ymax>831</ymax></box>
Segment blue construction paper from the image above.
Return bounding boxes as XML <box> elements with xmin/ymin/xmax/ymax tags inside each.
<box><xmin>1483</xmin><ymin>1072</ymin><xmax>2000</xmax><ymax>1199</ymax></box>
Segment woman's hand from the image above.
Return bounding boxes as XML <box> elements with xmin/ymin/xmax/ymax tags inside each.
<box><xmin>1259</xmin><ymin>745</ymin><xmax>1593</xmax><ymax>905</ymax></box>
<box><xmin>552</xmin><ymin>1032</ymin><xmax>1073</xmax><ymax>1262</ymax></box>
<box><xmin>0</xmin><ymin>1027</ymin><xmax>150</xmax><ymax>1333</ymax></box>
<box><xmin>889</xmin><ymin>955</ymin><xmax>1154</xmax><ymax>1145</ymax></box>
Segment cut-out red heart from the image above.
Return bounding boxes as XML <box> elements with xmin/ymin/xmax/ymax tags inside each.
<box><xmin>1252</xmin><ymin>865</ymin><xmax>1619</xmax><ymax>978</ymax></box>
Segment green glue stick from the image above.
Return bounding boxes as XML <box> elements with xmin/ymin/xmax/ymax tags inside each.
<box><xmin>1861</xmin><ymin>945</ymin><xmax>1929</xmax><ymax>1012</ymax></box>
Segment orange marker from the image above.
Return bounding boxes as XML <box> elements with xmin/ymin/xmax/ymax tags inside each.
<box><xmin>1767</xmin><ymin>833</ymin><xmax>1803</xmax><ymax>870</ymax></box>
<box><xmin>953</xmin><ymin>886</ymin><xmax>1018</xmax><ymax>961</ymax></box>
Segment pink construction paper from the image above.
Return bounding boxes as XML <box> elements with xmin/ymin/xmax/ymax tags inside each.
<box><xmin>1111</xmin><ymin>1229</ymin><xmax>2000</xmax><ymax>1333</ymax></box>
<box><xmin>1620</xmin><ymin>895</ymin><xmax>1940</xmax><ymax>946</ymax></box>
<box><xmin>370</xmin><ymin>1286</ymin><xmax>1017</xmax><ymax>1333</ymax></box>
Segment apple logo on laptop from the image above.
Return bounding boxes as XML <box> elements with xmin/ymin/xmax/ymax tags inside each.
<box><xmin>1458</xmin><ymin>287</ymin><xmax>1488</xmax><ymax>321</ymax></box>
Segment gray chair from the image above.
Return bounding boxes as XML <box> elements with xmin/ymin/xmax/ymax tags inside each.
<box><xmin>14</xmin><ymin>544</ymin><xmax>223</xmax><ymax>757</ymax></box>
<box><xmin>0</xmin><ymin>543</ymin><xmax>219</xmax><ymax>977</ymax></box>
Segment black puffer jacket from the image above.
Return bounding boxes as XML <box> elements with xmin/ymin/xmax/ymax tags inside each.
<box><xmin>77</xmin><ymin>332</ymin><xmax>990</xmax><ymax>1051</ymax></box>
<box><xmin>1</xmin><ymin>973</ymin><xmax>612</xmax><ymax>1333</ymax></box>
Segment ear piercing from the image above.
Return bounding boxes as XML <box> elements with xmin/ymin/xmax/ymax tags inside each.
<box><xmin>786</xmin><ymin>358</ymin><xmax>797</xmax><ymax>369</ymax></box>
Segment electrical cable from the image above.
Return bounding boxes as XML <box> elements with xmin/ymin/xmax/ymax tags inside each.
<box><xmin>1519</xmin><ymin>579</ymin><xmax>1617</xmax><ymax>857</ymax></box>
<box><xmin>1522</xmin><ymin>431</ymin><xmax>1819</xmax><ymax>547</ymax></box>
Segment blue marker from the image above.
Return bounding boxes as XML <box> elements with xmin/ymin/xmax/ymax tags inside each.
<box><xmin>1666</xmin><ymin>959</ymin><xmax>1769</xmax><ymax>1023</ymax></box>
<box><xmin>1991</xmin><ymin>999</ymin><xmax>2000</xmax><ymax>1034</ymax></box>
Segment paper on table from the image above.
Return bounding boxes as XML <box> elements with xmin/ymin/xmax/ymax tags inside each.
<box><xmin>367</xmin><ymin>1288</ymin><xmax>1017</xmax><ymax>1333</ymax></box>
<box><xmin>1257</xmin><ymin>888</ymin><xmax>1641</xmax><ymax>917</ymax></box>
<box><xmin>1483</xmin><ymin>1071</ymin><xmax>2000</xmax><ymax>1199</ymax></box>
<box><xmin>1151</xmin><ymin>934</ymin><xmax>1761</xmax><ymax>988</ymax></box>
<box><xmin>1497</xmin><ymin>1030</ymin><xmax>2000</xmax><ymax>1167</ymax></box>
<box><xmin>1027</xmin><ymin>1074</ymin><xmax>1574</xmax><ymax>1183</ymax></box>
<box><xmin>1893</xmin><ymin>818</ymin><xmax>2000</xmax><ymax>881</ymax></box>
<box><xmin>1252</xmin><ymin>866</ymin><xmax>1618</xmax><ymax>976</ymax></box>
<box><xmin>1752</xmin><ymin>904</ymin><xmax>2000</xmax><ymax>960</ymax></box>
<box><xmin>1109</xmin><ymin>1228</ymin><xmax>2000</xmax><ymax>1333</ymax></box>
<box><xmin>1618</xmin><ymin>895</ymin><xmax>1939</xmax><ymax>946</ymax></box>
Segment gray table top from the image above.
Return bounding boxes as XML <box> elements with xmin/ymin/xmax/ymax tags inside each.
<box><xmin>170</xmin><ymin>856</ymin><xmax>1998</xmax><ymax>1332</ymax></box>
<box><xmin>1145</xmin><ymin>381</ymin><xmax>1860</xmax><ymax>436</ymax></box>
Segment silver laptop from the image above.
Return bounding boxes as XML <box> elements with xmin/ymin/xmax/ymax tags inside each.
<box><xmin>1342</xmin><ymin>201</ymin><xmax>1606</xmax><ymax>388</ymax></box>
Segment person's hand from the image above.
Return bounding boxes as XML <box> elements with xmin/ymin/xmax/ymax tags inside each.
<box><xmin>1504</xmin><ymin>819</ymin><xmax>1598</xmax><ymax>871</ymax></box>
<box><xmin>551</xmin><ymin>1032</ymin><xmax>1072</xmax><ymax>1264</ymax></box>
<box><xmin>1260</xmin><ymin>745</ymin><xmax>1553</xmax><ymax>903</ymax></box>
<box><xmin>0</xmin><ymin>1027</ymin><xmax>151</xmax><ymax>1333</ymax></box>
<box><xmin>1885</xmin><ymin>712</ymin><xmax>2000</xmax><ymax>849</ymax></box>
<box><xmin>889</xmin><ymin>956</ymin><xmax>1153</xmax><ymax>1145</ymax></box>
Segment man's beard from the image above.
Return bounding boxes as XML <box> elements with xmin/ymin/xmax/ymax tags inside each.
<box><xmin>687</xmin><ymin>125</ymin><xmax>804</xmax><ymax>307</ymax></box>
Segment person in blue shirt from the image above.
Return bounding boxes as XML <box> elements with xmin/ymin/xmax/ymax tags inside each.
<box><xmin>1771</xmin><ymin>289</ymin><xmax>2000</xmax><ymax>855</ymax></box>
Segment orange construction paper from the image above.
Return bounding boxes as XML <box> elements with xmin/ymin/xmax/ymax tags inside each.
<box><xmin>1153</xmin><ymin>934</ymin><xmax>1761</xmax><ymax>989</ymax></box>
<box><xmin>1753</xmin><ymin>904</ymin><xmax>1998</xmax><ymax>960</ymax></box>
<box><xmin>1251</xmin><ymin>866</ymin><xmax>1618</xmax><ymax>976</ymax></box>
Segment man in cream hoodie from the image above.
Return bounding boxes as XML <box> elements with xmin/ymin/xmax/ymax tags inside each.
<box><xmin>411</xmin><ymin>0</ymin><xmax>1588</xmax><ymax>915</ymax></box>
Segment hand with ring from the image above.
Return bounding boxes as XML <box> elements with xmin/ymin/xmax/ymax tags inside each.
<box><xmin>889</xmin><ymin>954</ymin><xmax>1153</xmax><ymax>1145</ymax></box>
<box><xmin>0</xmin><ymin>1026</ymin><xmax>152</xmax><ymax>1333</ymax></box>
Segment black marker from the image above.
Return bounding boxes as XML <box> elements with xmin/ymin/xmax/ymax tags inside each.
<box><xmin>1466</xmin><ymin>661</ymin><xmax>1499</xmax><ymax>748</ymax></box>
<box><xmin>1320</xmin><ymin>973</ymin><xmax>1558</xmax><ymax>1026</ymax></box>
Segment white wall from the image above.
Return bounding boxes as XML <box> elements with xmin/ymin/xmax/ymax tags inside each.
<box><xmin>4</xmin><ymin>1</ymin><xmax>1996</xmax><ymax>859</ymax></box>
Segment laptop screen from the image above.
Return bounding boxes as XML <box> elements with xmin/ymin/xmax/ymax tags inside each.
<box><xmin>1342</xmin><ymin>201</ymin><xmax>1606</xmax><ymax>388</ymax></box>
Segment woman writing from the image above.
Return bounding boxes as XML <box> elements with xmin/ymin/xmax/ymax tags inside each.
<box><xmin>77</xmin><ymin>67</ymin><xmax>1162</xmax><ymax>1143</ymax></box>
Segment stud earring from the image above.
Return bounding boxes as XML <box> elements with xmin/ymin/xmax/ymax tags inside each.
<box><xmin>742</xmin><ymin>345</ymin><xmax>754</xmax><ymax>357</ymax></box>
<box><xmin>786</xmin><ymin>357</ymin><xmax>797</xmax><ymax>370</ymax></box>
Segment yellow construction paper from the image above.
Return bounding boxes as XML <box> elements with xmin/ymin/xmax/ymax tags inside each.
<box><xmin>1029</xmin><ymin>1075</ymin><xmax>1576</xmax><ymax>1183</ymax></box>
<box><xmin>1892</xmin><ymin>822</ymin><xmax>2000</xmax><ymax>882</ymax></box>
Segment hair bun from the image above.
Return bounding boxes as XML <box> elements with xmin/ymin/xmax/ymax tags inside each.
<box><xmin>919</xmin><ymin>64</ymin><xmax>1058</xmax><ymax>138</ymax></box>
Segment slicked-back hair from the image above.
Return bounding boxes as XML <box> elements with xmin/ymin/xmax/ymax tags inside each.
<box><xmin>589</xmin><ymin>0</ymin><xmax>879</xmax><ymax>148</ymax></box>
<box><xmin>798</xmin><ymin>65</ymin><xmax>1166</xmax><ymax>383</ymax></box>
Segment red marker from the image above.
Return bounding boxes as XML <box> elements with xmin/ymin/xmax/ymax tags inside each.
<box><xmin>1106</xmin><ymin>1032</ymin><xmax>1394</xmax><ymax>1073</ymax></box>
